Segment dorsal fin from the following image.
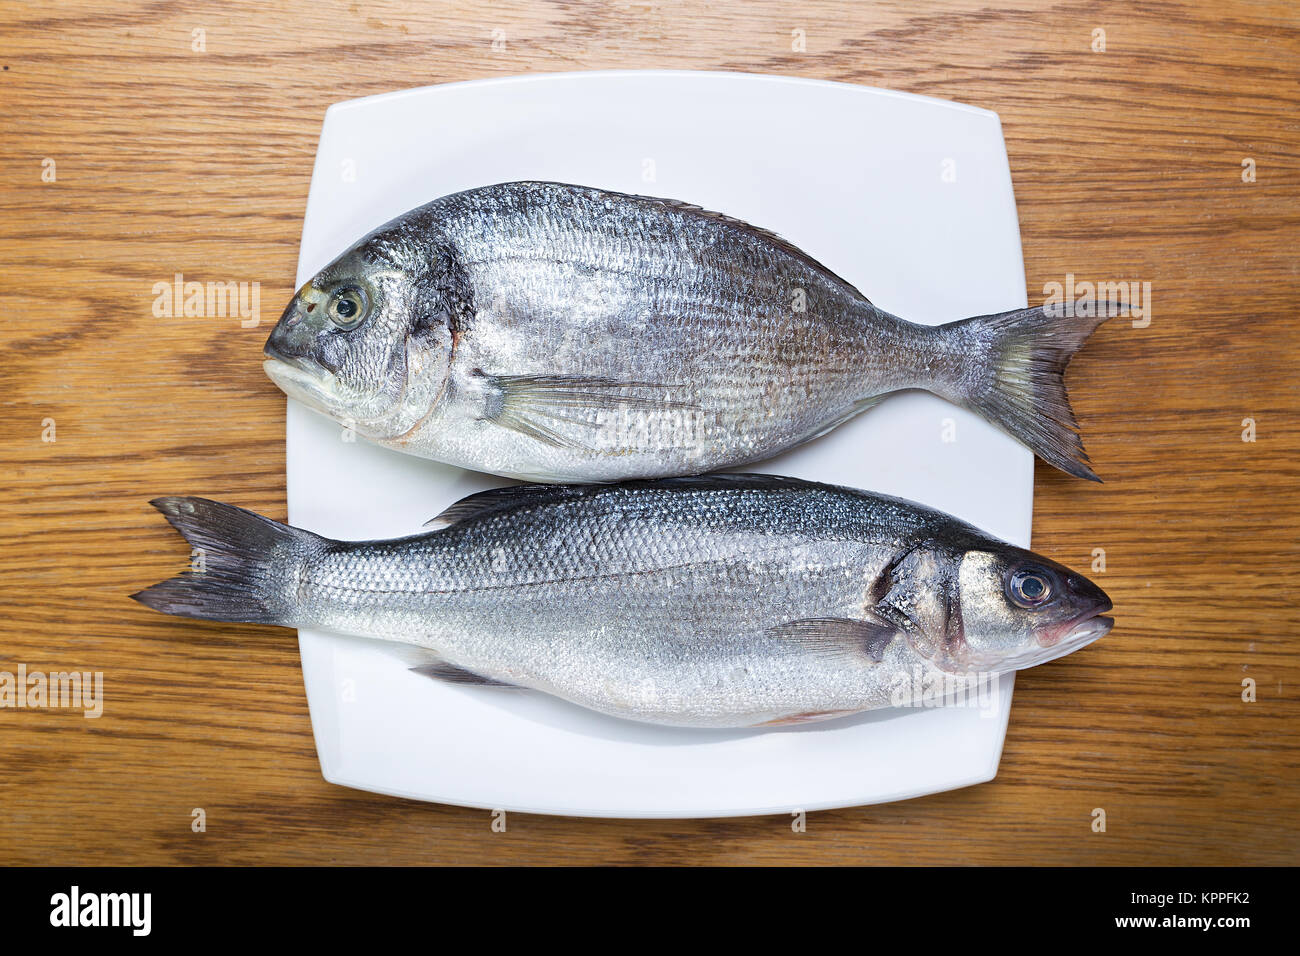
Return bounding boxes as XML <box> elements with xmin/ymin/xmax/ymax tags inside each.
<box><xmin>531</xmin><ymin>182</ymin><xmax>876</xmax><ymax>306</ymax></box>
<box><xmin>423</xmin><ymin>483</ymin><xmax>576</xmax><ymax>529</ymax></box>
<box><xmin>630</xmin><ymin>192</ymin><xmax>875</xmax><ymax>305</ymax></box>
<box><xmin>422</xmin><ymin>474</ymin><xmax>824</xmax><ymax>530</ymax></box>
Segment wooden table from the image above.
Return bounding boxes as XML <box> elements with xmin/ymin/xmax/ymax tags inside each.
<box><xmin>2</xmin><ymin>0</ymin><xmax>1296</xmax><ymax>866</ymax></box>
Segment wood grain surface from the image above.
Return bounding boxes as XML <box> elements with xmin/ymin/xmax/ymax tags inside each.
<box><xmin>1</xmin><ymin>0</ymin><xmax>1297</xmax><ymax>866</ymax></box>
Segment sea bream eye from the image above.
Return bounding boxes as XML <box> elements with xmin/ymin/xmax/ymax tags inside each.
<box><xmin>1008</xmin><ymin>568</ymin><xmax>1053</xmax><ymax>608</ymax></box>
<box><xmin>327</xmin><ymin>286</ymin><xmax>368</xmax><ymax>329</ymax></box>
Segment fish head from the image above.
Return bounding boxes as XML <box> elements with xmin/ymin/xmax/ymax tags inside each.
<box><xmin>263</xmin><ymin>233</ymin><xmax>455</xmax><ymax>439</ymax></box>
<box><xmin>889</xmin><ymin>540</ymin><xmax>1112</xmax><ymax>674</ymax></box>
<box><xmin>949</xmin><ymin>544</ymin><xmax>1112</xmax><ymax>672</ymax></box>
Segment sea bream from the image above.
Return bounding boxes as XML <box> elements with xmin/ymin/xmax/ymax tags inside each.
<box><xmin>132</xmin><ymin>476</ymin><xmax>1113</xmax><ymax>728</ymax></box>
<box><xmin>263</xmin><ymin>181</ymin><xmax>1110</xmax><ymax>484</ymax></box>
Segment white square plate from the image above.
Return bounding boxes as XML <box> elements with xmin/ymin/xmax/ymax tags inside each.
<box><xmin>285</xmin><ymin>71</ymin><xmax>1031</xmax><ymax>817</ymax></box>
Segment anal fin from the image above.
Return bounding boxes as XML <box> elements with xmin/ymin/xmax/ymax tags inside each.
<box><xmin>757</xmin><ymin>708</ymin><xmax>861</xmax><ymax>727</ymax></box>
<box><xmin>409</xmin><ymin>659</ymin><xmax>523</xmax><ymax>688</ymax></box>
<box><xmin>797</xmin><ymin>393</ymin><xmax>889</xmax><ymax>444</ymax></box>
<box><xmin>385</xmin><ymin>644</ymin><xmax>524</xmax><ymax>689</ymax></box>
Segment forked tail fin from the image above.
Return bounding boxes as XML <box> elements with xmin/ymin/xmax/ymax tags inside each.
<box><xmin>935</xmin><ymin>304</ymin><xmax>1112</xmax><ymax>481</ymax></box>
<box><xmin>130</xmin><ymin>497</ymin><xmax>324</xmax><ymax>625</ymax></box>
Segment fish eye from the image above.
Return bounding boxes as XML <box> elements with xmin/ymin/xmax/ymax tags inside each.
<box><xmin>327</xmin><ymin>286</ymin><xmax>368</xmax><ymax>329</ymax></box>
<box><xmin>1008</xmin><ymin>567</ymin><xmax>1053</xmax><ymax>609</ymax></box>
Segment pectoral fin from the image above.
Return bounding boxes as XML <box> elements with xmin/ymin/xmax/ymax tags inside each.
<box><xmin>482</xmin><ymin>373</ymin><xmax>695</xmax><ymax>449</ymax></box>
<box><xmin>769</xmin><ymin>616</ymin><xmax>899</xmax><ymax>664</ymax></box>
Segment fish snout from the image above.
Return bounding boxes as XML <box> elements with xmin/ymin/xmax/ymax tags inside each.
<box><xmin>276</xmin><ymin>293</ymin><xmax>305</xmax><ymax>330</ymax></box>
<box><xmin>265</xmin><ymin>300</ymin><xmax>318</xmax><ymax>367</ymax></box>
<box><xmin>1068</xmin><ymin>572</ymin><xmax>1113</xmax><ymax>619</ymax></box>
<box><xmin>265</xmin><ymin>281</ymin><xmax>328</xmax><ymax>363</ymax></box>
<box><xmin>1037</xmin><ymin>574</ymin><xmax>1114</xmax><ymax>649</ymax></box>
<box><xmin>263</xmin><ymin>299</ymin><xmax>340</xmax><ymax>403</ymax></box>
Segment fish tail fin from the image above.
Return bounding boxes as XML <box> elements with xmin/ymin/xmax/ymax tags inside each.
<box><xmin>130</xmin><ymin>497</ymin><xmax>324</xmax><ymax>625</ymax></box>
<box><xmin>933</xmin><ymin>303</ymin><xmax>1112</xmax><ymax>481</ymax></box>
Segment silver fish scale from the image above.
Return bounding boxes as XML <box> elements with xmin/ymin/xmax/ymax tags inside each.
<box><xmin>383</xmin><ymin>183</ymin><xmax>940</xmax><ymax>481</ymax></box>
<box><xmin>293</xmin><ymin>479</ymin><xmax>961</xmax><ymax>727</ymax></box>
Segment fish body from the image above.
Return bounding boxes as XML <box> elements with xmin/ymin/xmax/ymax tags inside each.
<box><xmin>133</xmin><ymin>477</ymin><xmax>1113</xmax><ymax>728</ymax></box>
<box><xmin>265</xmin><ymin>182</ymin><xmax>1109</xmax><ymax>483</ymax></box>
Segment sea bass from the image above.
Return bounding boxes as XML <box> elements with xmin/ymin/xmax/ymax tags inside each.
<box><xmin>263</xmin><ymin>182</ymin><xmax>1110</xmax><ymax>483</ymax></box>
<box><xmin>132</xmin><ymin>477</ymin><xmax>1113</xmax><ymax>728</ymax></box>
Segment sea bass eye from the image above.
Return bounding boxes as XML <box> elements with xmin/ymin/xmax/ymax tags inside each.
<box><xmin>1008</xmin><ymin>567</ymin><xmax>1053</xmax><ymax>608</ymax></box>
<box><xmin>328</xmin><ymin>286</ymin><xmax>368</xmax><ymax>329</ymax></box>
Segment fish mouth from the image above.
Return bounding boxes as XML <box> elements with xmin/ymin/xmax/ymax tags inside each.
<box><xmin>1023</xmin><ymin>597</ymin><xmax>1114</xmax><ymax>667</ymax></box>
<box><xmin>1037</xmin><ymin>584</ymin><xmax>1114</xmax><ymax>649</ymax></box>
<box><xmin>262</xmin><ymin>356</ymin><xmax>334</xmax><ymax>408</ymax></box>
<box><xmin>974</xmin><ymin>611</ymin><xmax>1113</xmax><ymax>674</ymax></box>
<box><xmin>1042</xmin><ymin>611</ymin><xmax>1112</xmax><ymax>652</ymax></box>
<box><xmin>1069</xmin><ymin>613</ymin><xmax>1114</xmax><ymax>642</ymax></box>
<box><xmin>1019</xmin><ymin>614</ymin><xmax>1112</xmax><ymax>668</ymax></box>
